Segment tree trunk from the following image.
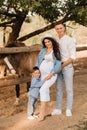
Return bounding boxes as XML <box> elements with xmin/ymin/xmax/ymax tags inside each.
<box><xmin>6</xmin><ymin>13</ymin><xmax>26</xmax><ymax>46</ymax></box>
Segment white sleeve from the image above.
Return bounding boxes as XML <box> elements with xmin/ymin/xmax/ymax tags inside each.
<box><xmin>68</xmin><ymin>38</ymin><xmax>77</xmax><ymax>60</ymax></box>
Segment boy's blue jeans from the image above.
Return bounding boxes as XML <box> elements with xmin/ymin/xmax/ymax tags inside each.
<box><xmin>27</xmin><ymin>96</ymin><xmax>37</xmax><ymax>116</ymax></box>
<box><xmin>56</xmin><ymin>66</ymin><xmax>74</xmax><ymax>110</ymax></box>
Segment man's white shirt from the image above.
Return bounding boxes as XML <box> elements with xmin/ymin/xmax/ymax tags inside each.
<box><xmin>56</xmin><ymin>35</ymin><xmax>76</xmax><ymax>62</ymax></box>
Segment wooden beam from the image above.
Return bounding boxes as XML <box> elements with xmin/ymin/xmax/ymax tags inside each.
<box><xmin>0</xmin><ymin>76</ymin><xmax>31</xmax><ymax>87</ymax></box>
<box><xmin>0</xmin><ymin>44</ymin><xmax>42</xmax><ymax>54</ymax></box>
<box><xmin>0</xmin><ymin>45</ymin><xmax>87</xmax><ymax>54</ymax></box>
<box><xmin>76</xmin><ymin>45</ymin><xmax>87</xmax><ymax>51</ymax></box>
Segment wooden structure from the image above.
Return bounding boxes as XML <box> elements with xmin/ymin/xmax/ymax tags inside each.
<box><xmin>0</xmin><ymin>45</ymin><xmax>42</xmax><ymax>54</ymax></box>
<box><xmin>0</xmin><ymin>44</ymin><xmax>87</xmax><ymax>87</ymax></box>
<box><xmin>0</xmin><ymin>44</ymin><xmax>42</xmax><ymax>87</ymax></box>
<box><xmin>0</xmin><ymin>44</ymin><xmax>87</xmax><ymax>54</ymax></box>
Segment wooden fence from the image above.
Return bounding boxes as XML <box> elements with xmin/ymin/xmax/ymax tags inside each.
<box><xmin>0</xmin><ymin>44</ymin><xmax>87</xmax><ymax>87</ymax></box>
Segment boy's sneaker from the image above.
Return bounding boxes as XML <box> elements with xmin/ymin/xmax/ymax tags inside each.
<box><xmin>33</xmin><ymin>115</ymin><xmax>38</xmax><ymax>118</ymax></box>
<box><xmin>51</xmin><ymin>109</ymin><xmax>62</xmax><ymax>116</ymax></box>
<box><xmin>27</xmin><ymin>116</ymin><xmax>35</xmax><ymax>120</ymax></box>
<box><xmin>66</xmin><ymin>109</ymin><xmax>72</xmax><ymax>117</ymax></box>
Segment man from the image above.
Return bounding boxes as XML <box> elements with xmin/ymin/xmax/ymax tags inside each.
<box><xmin>51</xmin><ymin>23</ymin><xmax>76</xmax><ymax>116</ymax></box>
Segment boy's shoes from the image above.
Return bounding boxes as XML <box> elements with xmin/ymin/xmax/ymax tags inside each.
<box><xmin>33</xmin><ymin>115</ymin><xmax>38</xmax><ymax>118</ymax></box>
<box><xmin>27</xmin><ymin>115</ymin><xmax>38</xmax><ymax>120</ymax></box>
<box><xmin>51</xmin><ymin>109</ymin><xmax>62</xmax><ymax>116</ymax></box>
<box><xmin>66</xmin><ymin>109</ymin><xmax>72</xmax><ymax>116</ymax></box>
<box><xmin>27</xmin><ymin>116</ymin><xmax>35</xmax><ymax>120</ymax></box>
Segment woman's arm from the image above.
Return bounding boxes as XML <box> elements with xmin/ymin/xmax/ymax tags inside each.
<box><xmin>35</xmin><ymin>49</ymin><xmax>46</xmax><ymax>67</ymax></box>
<box><xmin>52</xmin><ymin>59</ymin><xmax>61</xmax><ymax>74</ymax></box>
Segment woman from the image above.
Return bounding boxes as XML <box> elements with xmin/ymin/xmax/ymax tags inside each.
<box><xmin>35</xmin><ymin>34</ymin><xmax>61</xmax><ymax>121</ymax></box>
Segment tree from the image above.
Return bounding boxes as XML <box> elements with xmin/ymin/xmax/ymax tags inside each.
<box><xmin>0</xmin><ymin>0</ymin><xmax>87</xmax><ymax>45</ymax></box>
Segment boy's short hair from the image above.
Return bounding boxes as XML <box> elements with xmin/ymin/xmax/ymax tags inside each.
<box><xmin>33</xmin><ymin>66</ymin><xmax>39</xmax><ymax>71</ymax></box>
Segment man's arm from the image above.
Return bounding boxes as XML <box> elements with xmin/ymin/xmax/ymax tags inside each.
<box><xmin>62</xmin><ymin>58</ymin><xmax>74</xmax><ymax>69</ymax></box>
<box><xmin>62</xmin><ymin>38</ymin><xmax>76</xmax><ymax>69</ymax></box>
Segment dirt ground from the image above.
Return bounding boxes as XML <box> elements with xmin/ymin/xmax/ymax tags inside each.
<box><xmin>0</xmin><ymin>51</ymin><xmax>87</xmax><ymax>130</ymax></box>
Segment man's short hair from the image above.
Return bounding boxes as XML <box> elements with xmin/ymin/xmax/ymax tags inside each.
<box><xmin>55</xmin><ymin>22</ymin><xmax>66</xmax><ymax>29</ymax></box>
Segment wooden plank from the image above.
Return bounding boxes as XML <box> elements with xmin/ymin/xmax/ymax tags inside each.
<box><xmin>76</xmin><ymin>45</ymin><xmax>87</xmax><ymax>51</ymax></box>
<box><xmin>0</xmin><ymin>76</ymin><xmax>31</xmax><ymax>87</ymax></box>
<box><xmin>0</xmin><ymin>44</ymin><xmax>42</xmax><ymax>54</ymax></box>
<box><xmin>0</xmin><ymin>45</ymin><xmax>87</xmax><ymax>54</ymax></box>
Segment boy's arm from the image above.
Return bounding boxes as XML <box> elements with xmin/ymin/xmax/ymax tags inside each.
<box><xmin>31</xmin><ymin>77</ymin><xmax>45</xmax><ymax>88</ymax></box>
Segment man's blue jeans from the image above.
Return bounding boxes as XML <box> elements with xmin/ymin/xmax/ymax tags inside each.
<box><xmin>56</xmin><ymin>65</ymin><xmax>74</xmax><ymax>110</ymax></box>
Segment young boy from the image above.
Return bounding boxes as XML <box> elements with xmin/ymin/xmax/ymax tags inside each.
<box><xmin>27</xmin><ymin>66</ymin><xmax>47</xmax><ymax>119</ymax></box>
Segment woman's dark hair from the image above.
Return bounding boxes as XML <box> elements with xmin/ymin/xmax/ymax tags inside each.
<box><xmin>42</xmin><ymin>37</ymin><xmax>61</xmax><ymax>60</ymax></box>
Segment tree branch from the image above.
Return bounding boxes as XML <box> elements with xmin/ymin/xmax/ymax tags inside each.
<box><xmin>0</xmin><ymin>11</ymin><xmax>20</xmax><ymax>18</ymax></box>
<box><xmin>18</xmin><ymin>12</ymin><xmax>71</xmax><ymax>41</ymax></box>
<box><xmin>0</xmin><ymin>18</ymin><xmax>17</xmax><ymax>27</ymax></box>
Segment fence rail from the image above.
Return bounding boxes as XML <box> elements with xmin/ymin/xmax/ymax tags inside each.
<box><xmin>0</xmin><ymin>44</ymin><xmax>42</xmax><ymax>54</ymax></box>
<box><xmin>0</xmin><ymin>44</ymin><xmax>87</xmax><ymax>87</ymax></box>
<box><xmin>0</xmin><ymin>75</ymin><xmax>31</xmax><ymax>87</ymax></box>
<box><xmin>0</xmin><ymin>44</ymin><xmax>87</xmax><ymax>54</ymax></box>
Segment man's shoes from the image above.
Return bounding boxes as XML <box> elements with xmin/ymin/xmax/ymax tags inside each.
<box><xmin>51</xmin><ymin>109</ymin><xmax>72</xmax><ymax>116</ymax></box>
<box><xmin>66</xmin><ymin>109</ymin><xmax>72</xmax><ymax>117</ymax></box>
<box><xmin>51</xmin><ymin>109</ymin><xmax>62</xmax><ymax>116</ymax></box>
